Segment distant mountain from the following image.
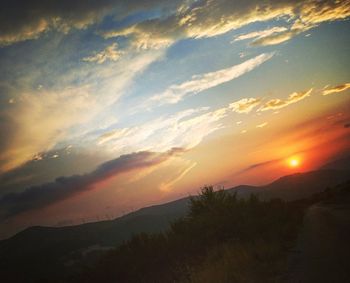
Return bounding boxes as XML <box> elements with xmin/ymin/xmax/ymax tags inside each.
<box><xmin>319</xmin><ymin>155</ymin><xmax>350</xmax><ymax>171</ymax></box>
<box><xmin>1</xmin><ymin>165</ymin><xmax>349</xmax><ymax>282</ymax></box>
<box><xmin>0</xmin><ymin>197</ymin><xmax>189</xmax><ymax>282</ymax></box>
<box><xmin>247</xmin><ymin>169</ymin><xmax>350</xmax><ymax>200</ymax></box>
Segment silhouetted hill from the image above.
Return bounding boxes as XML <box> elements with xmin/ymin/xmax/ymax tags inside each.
<box><xmin>229</xmin><ymin>169</ymin><xmax>350</xmax><ymax>200</ymax></box>
<box><xmin>319</xmin><ymin>155</ymin><xmax>350</xmax><ymax>171</ymax></box>
<box><xmin>0</xmin><ymin>198</ymin><xmax>189</xmax><ymax>282</ymax></box>
<box><xmin>0</xmin><ymin>167</ymin><xmax>349</xmax><ymax>282</ymax></box>
<box><xmin>253</xmin><ymin>169</ymin><xmax>350</xmax><ymax>200</ymax></box>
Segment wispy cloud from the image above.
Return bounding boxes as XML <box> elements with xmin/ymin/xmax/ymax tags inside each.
<box><xmin>0</xmin><ymin>149</ymin><xmax>184</xmax><ymax>219</ymax></box>
<box><xmin>96</xmin><ymin>107</ymin><xmax>228</xmax><ymax>154</ymax></box>
<box><xmin>0</xmin><ymin>0</ymin><xmax>115</xmax><ymax>46</ymax></box>
<box><xmin>159</xmin><ymin>161</ymin><xmax>197</xmax><ymax>192</ymax></box>
<box><xmin>233</xmin><ymin>26</ymin><xmax>288</xmax><ymax>42</ymax></box>
<box><xmin>102</xmin><ymin>0</ymin><xmax>350</xmax><ymax>50</ymax></box>
<box><xmin>256</xmin><ymin>122</ymin><xmax>268</xmax><ymax>128</ymax></box>
<box><xmin>233</xmin><ymin>22</ymin><xmax>314</xmax><ymax>47</ymax></box>
<box><xmin>236</xmin><ymin>158</ymin><xmax>281</xmax><ymax>175</ymax></box>
<box><xmin>83</xmin><ymin>43</ymin><xmax>123</xmax><ymax>64</ymax></box>
<box><xmin>0</xmin><ymin>50</ymin><xmax>162</xmax><ymax>173</ymax></box>
<box><xmin>149</xmin><ymin>53</ymin><xmax>274</xmax><ymax>105</ymax></box>
<box><xmin>102</xmin><ymin>25</ymin><xmax>174</xmax><ymax>50</ymax></box>
<box><xmin>322</xmin><ymin>83</ymin><xmax>350</xmax><ymax>96</ymax></box>
<box><xmin>0</xmin><ymin>0</ymin><xmax>182</xmax><ymax>46</ymax></box>
<box><xmin>96</xmin><ymin>86</ymin><xmax>317</xmax><ymax>158</ymax></box>
<box><xmin>229</xmin><ymin>97</ymin><xmax>261</xmax><ymax>113</ymax></box>
<box><xmin>0</xmin><ymin>86</ymin><xmax>97</xmax><ymax>173</ymax></box>
<box><xmin>250</xmin><ymin>28</ymin><xmax>304</xmax><ymax>46</ymax></box>
<box><xmin>2</xmin><ymin>0</ymin><xmax>349</xmax><ymax>47</ymax></box>
<box><xmin>259</xmin><ymin>88</ymin><xmax>313</xmax><ymax>111</ymax></box>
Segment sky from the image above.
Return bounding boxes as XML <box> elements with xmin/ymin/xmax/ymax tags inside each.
<box><xmin>0</xmin><ymin>0</ymin><xmax>349</xmax><ymax>239</ymax></box>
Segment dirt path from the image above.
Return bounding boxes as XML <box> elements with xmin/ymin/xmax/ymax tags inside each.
<box><xmin>286</xmin><ymin>198</ymin><xmax>350</xmax><ymax>282</ymax></box>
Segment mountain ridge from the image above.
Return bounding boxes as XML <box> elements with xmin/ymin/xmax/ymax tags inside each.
<box><xmin>3</xmin><ymin>168</ymin><xmax>350</xmax><ymax>243</ymax></box>
<box><xmin>0</xmin><ymin>163</ymin><xmax>349</xmax><ymax>282</ymax></box>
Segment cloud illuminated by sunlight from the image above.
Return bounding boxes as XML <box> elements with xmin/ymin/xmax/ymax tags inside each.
<box><xmin>83</xmin><ymin>43</ymin><xmax>123</xmax><ymax>64</ymax></box>
<box><xmin>233</xmin><ymin>26</ymin><xmax>288</xmax><ymax>42</ymax></box>
<box><xmin>322</xmin><ymin>83</ymin><xmax>350</xmax><ymax>95</ymax></box>
<box><xmin>259</xmin><ymin>88</ymin><xmax>313</xmax><ymax>111</ymax></box>
<box><xmin>229</xmin><ymin>97</ymin><xmax>261</xmax><ymax>113</ymax></box>
<box><xmin>149</xmin><ymin>53</ymin><xmax>273</xmax><ymax>105</ymax></box>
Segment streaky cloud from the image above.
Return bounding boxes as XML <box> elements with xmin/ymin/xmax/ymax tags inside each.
<box><xmin>83</xmin><ymin>43</ymin><xmax>123</xmax><ymax>64</ymax></box>
<box><xmin>250</xmin><ymin>29</ymin><xmax>303</xmax><ymax>46</ymax></box>
<box><xmin>229</xmin><ymin>97</ymin><xmax>262</xmax><ymax>113</ymax></box>
<box><xmin>233</xmin><ymin>26</ymin><xmax>288</xmax><ymax>42</ymax></box>
<box><xmin>1</xmin><ymin>0</ymin><xmax>349</xmax><ymax>47</ymax></box>
<box><xmin>322</xmin><ymin>83</ymin><xmax>350</xmax><ymax>96</ymax></box>
<box><xmin>103</xmin><ymin>0</ymin><xmax>350</xmax><ymax>50</ymax></box>
<box><xmin>149</xmin><ymin>53</ymin><xmax>274</xmax><ymax>105</ymax></box>
<box><xmin>256</xmin><ymin>122</ymin><xmax>268</xmax><ymax>128</ymax></box>
<box><xmin>96</xmin><ymin>107</ymin><xmax>228</xmax><ymax>154</ymax></box>
<box><xmin>0</xmin><ymin>148</ymin><xmax>184</xmax><ymax>219</ymax></box>
<box><xmin>0</xmin><ymin>0</ymin><xmax>183</xmax><ymax>46</ymax></box>
<box><xmin>259</xmin><ymin>88</ymin><xmax>313</xmax><ymax>111</ymax></box>
<box><xmin>159</xmin><ymin>161</ymin><xmax>197</xmax><ymax>192</ymax></box>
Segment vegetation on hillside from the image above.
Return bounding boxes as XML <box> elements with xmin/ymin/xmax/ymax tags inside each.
<box><xmin>75</xmin><ymin>187</ymin><xmax>306</xmax><ymax>283</ymax></box>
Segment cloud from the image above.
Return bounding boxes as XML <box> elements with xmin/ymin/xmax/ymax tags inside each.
<box><xmin>149</xmin><ymin>53</ymin><xmax>274</xmax><ymax>105</ymax></box>
<box><xmin>229</xmin><ymin>97</ymin><xmax>261</xmax><ymax>113</ymax></box>
<box><xmin>0</xmin><ymin>149</ymin><xmax>183</xmax><ymax>219</ymax></box>
<box><xmin>256</xmin><ymin>122</ymin><xmax>268</xmax><ymax>128</ymax></box>
<box><xmin>0</xmin><ymin>147</ymin><xmax>109</xmax><ymax>197</ymax></box>
<box><xmin>159</xmin><ymin>161</ymin><xmax>197</xmax><ymax>192</ymax></box>
<box><xmin>244</xmin><ymin>20</ymin><xmax>315</xmax><ymax>47</ymax></box>
<box><xmin>240</xmin><ymin>1</ymin><xmax>350</xmax><ymax>46</ymax></box>
<box><xmin>0</xmin><ymin>86</ymin><xmax>97</xmax><ymax>173</ymax></box>
<box><xmin>0</xmin><ymin>0</ymin><xmax>112</xmax><ymax>46</ymax></box>
<box><xmin>1</xmin><ymin>1</ymin><xmax>349</xmax><ymax>47</ymax></box>
<box><xmin>0</xmin><ymin>50</ymin><xmax>162</xmax><ymax>174</ymax></box>
<box><xmin>95</xmin><ymin>86</ymin><xmax>314</xmax><ymax>158</ymax></box>
<box><xmin>83</xmin><ymin>43</ymin><xmax>123</xmax><ymax>64</ymax></box>
<box><xmin>96</xmin><ymin>107</ymin><xmax>228</xmax><ymax>154</ymax></box>
<box><xmin>102</xmin><ymin>25</ymin><xmax>175</xmax><ymax>50</ymax></box>
<box><xmin>0</xmin><ymin>0</ymin><xmax>184</xmax><ymax>46</ymax></box>
<box><xmin>250</xmin><ymin>28</ymin><xmax>303</xmax><ymax>46</ymax></box>
<box><xmin>322</xmin><ymin>83</ymin><xmax>350</xmax><ymax>95</ymax></box>
<box><xmin>233</xmin><ymin>26</ymin><xmax>288</xmax><ymax>42</ymax></box>
<box><xmin>102</xmin><ymin>0</ymin><xmax>350</xmax><ymax>49</ymax></box>
<box><xmin>259</xmin><ymin>88</ymin><xmax>313</xmax><ymax>111</ymax></box>
<box><xmin>236</xmin><ymin>158</ymin><xmax>281</xmax><ymax>175</ymax></box>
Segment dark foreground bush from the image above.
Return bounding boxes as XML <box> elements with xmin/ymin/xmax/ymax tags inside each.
<box><xmin>75</xmin><ymin>187</ymin><xmax>305</xmax><ymax>283</ymax></box>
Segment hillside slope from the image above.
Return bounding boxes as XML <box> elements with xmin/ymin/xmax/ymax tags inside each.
<box><xmin>0</xmin><ymin>167</ymin><xmax>349</xmax><ymax>282</ymax></box>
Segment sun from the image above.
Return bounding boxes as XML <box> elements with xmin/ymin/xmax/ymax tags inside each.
<box><xmin>288</xmin><ymin>157</ymin><xmax>300</xmax><ymax>168</ymax></box>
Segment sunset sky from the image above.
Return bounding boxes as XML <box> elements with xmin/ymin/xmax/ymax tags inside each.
<box><xmin>0</xmin><ymin>0</ymin><xmax>349</xmax><ymax>239</ymax></box>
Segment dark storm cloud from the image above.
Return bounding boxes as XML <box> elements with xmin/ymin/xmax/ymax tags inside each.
<box><xmin>0</xmin><ymin>148</ymin><xmax>184</xmax><ymax>219</ymax></box>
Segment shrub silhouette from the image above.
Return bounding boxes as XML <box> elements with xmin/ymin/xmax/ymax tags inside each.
<box><xmin>76</xmin><ymin>186</ymin><xmax>305</xmax><ymax>283</ymax></box>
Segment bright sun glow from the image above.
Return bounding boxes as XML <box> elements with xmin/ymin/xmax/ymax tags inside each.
<box><xmin>288</xmin><ymin>158</ymin><xmax>300</xmax><ymax>168</ymax></box>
